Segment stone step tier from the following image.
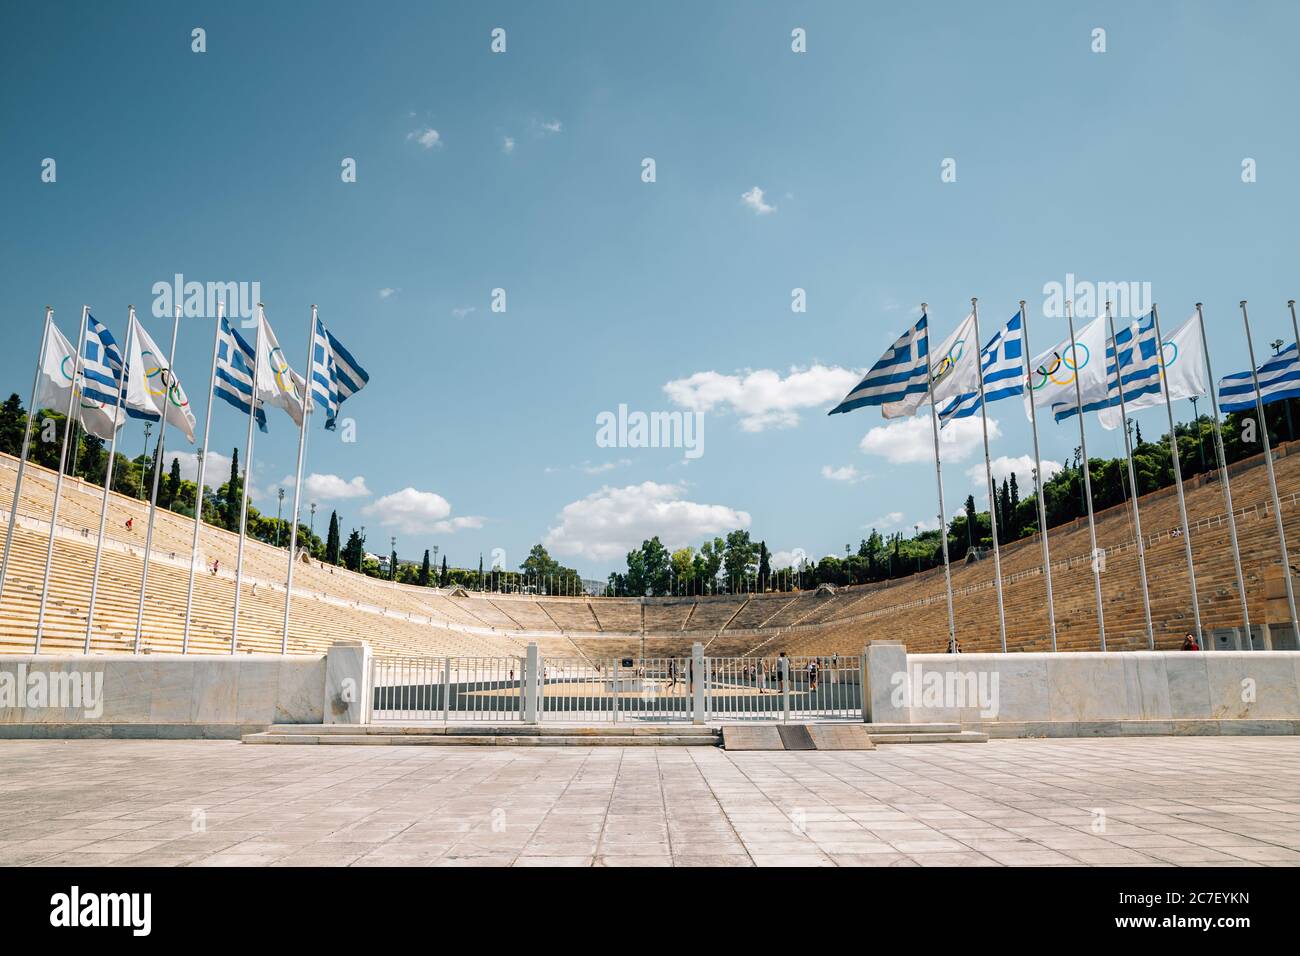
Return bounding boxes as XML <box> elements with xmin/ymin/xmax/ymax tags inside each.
<box><xmin>243</xmin><ymin>723</ymin><xmax>721</xmax><ymax>746</ymax></box>
<box><xmin>242</xmin><ymin>721</ymin><xmax>987</xmax><ymax>746</ymax></box>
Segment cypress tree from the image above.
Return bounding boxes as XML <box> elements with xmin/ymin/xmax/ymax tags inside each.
<box><xmin>164</xmin><ymin>457</ymin><xmax>181</xmax><ymax>510</ymax></box>
<box><xmin>325</xmin><ymin>511</ymin><xmax>341</xmax><ymax>564</ymax></box>
<box><xmin>225</xmin><ymin>447</ymin><xmax>241</xmax><ymax>530</ymax></box>
<box><xmin>419</xmin><ymin>549</ymin><xmax>431</xmax><ymax>586</ymax></box>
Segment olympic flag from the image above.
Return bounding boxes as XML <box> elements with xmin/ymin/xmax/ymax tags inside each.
<box><xmin>125</xmin><ymin>312</ymin><xmax>197</xmax><ymax>443</ymax></box>
<box><xmin>254</xmin><ymin>309</ymin><xmax>308</xmax><ymax>427</ymax></box>
<box><xmin>1023</xmin><ymin>314</ymin><xmax>1108</xmax><ymax>421</ymax></box>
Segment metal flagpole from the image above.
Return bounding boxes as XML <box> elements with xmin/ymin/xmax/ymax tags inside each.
<box><xmin>85</xmin><ymin>310</ymin><xmax>135</xmax><ymax>653</ymax></box>
<box><xmin>281</xmin><ymin>305</ymin><xmax>316</xmax><ymax>654</ymax></box>
<box><xmin>0</xmin><ymin>307</ymin><xmax>54</xmax><ymax>605</ymax></box>
<box><xmin>133</xmin><ymin>304</ymin><xmax>182</xmax><ymax>653</ymax></box>
<box><xmin>35</xmin><ymin>305</ymin><xmax>90</xmax><ymax>652</ymax></box>
<box><xmin>1241</xmin><ymin>300</ymin><xmax>1299</xmax><ymax>638</ymax></box>
<box><xmin>1151</xmin><ymin>303</ymin><xmax>1202</xmax><ymax>643</ymax></box>
<box><xmin>970</xmin><ymin>298</ymin><xmax>1007</xmax><ymax>651</ymax></box>
<box><xmin>920</xmin><ymin>303</ymin><xmax>957</xmax><ymax>651</ymax></box>
<box><xmin>1107</xmin><ymin>302</ymin><xmax>1155</xmax><ymax>648</ymax></box>
<box><xmin>1197</xmin><ymin>304</ymin><xmax>1250</xmax><ymax>638</ymax></box>
<box><xmin>231</xmin><ymin>307</ymin><xmax>264</xmax><ymax>653</ymax></box>
<box><xmin>1289</xmin><ymin>300</ymin><xmax>1300</xmax><ymax>367</ymax></box>
<box><xmin>1019</xmin><ymin>300</ymin><xmax>1058</xmax><ymax>651</ymax></box>
<box><xmin>1066</xmin><ymin>299</ymin><xmax>1107</xmax><ymax>649</ymax></box>
<box><xmin>183</xmin><ymin>299</ymin><xmax>224</xmax><ymax>653</ymax></box>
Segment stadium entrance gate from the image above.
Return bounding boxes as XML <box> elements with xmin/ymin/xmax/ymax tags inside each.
<box><xmin>370</xmin><ymin>645</ymin><xmax>863</xmax><ymax>724</ymax></box>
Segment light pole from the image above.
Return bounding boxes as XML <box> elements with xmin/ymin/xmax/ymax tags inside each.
<box><xmin>276</xmin><ymin>487</ymin><xmax>284</xmax><ymax>547</ymax></box>
<box><xmin>432</xmin><ymin>545</ymin><xmax>439</xmax><ymax>585</ymax></box>
<box><xmin>308</xmin><ymin>502</ymin><xmax>317</xmax><ymax>539</ymax></box>
<box><xmin>138</xmin><ymin>421</ymin><xmax>152</xmax><ymax>497</ymax></box>
<box><xmin>1189</xmin><ymin>396</ymin><xmax>1207</xmax><ymax>473</ymax></box>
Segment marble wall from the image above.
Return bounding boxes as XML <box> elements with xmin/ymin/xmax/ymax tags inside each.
<box><xmin>875</xmin><ymin>648</ymin><xmax>1300</xmax><ymax>727</ymax></box>
<box><xmin>0</xmin><ymin>654</ymin><xmax>326</xmax><ymax>728</ymax></box>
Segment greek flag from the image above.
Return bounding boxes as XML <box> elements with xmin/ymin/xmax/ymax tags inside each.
<box><xmin>828</xmin><ymin>314</ymin><xmax>931</xmax><ymax>416</ymax></box>
<box><xmin>75</xmin><ymin>315</ymin><xmax>134</xmax><ymax>438</ymax></box>
<box><xmin>1218</xmin><ymin>342</ymin><xmax>1300</xmax><ymax>413</ymax></box>
<box><xmin>1052</xmin><ymin>311</ymin><xmax>1161</xmax><ymax>424</ymax></box>
<box><xmin>310</xmin><ymin>317</ymin><xmax>369</xmax><ymax>430</ymax></box>
<box><xmin>214</xmin><ymin>316</ymin><xmax>267</xmax><ymax>432</ymax></box>
<box><xmin>937</xmin><ymin>311</ymin><xmax>1024</xmax><ymax>426</ymax></box>
<box><xmin>80</xmin><ymin>315</ymin><xmax>125</xmax><ymax>407</ymax></box>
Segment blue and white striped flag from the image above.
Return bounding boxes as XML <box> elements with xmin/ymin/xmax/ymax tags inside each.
<box><xmin>1052</xmin><ymin>311</ymin><xmax>1161</xmax><ymax>424</ymax></box>
<box><xmin>80</xmin><ymin>314</ymin><xmax>125</xmax><ymax>407</ymax></box>
<box><xmin>937</xmin><ymin>311</ymin><xmax>1024</xmax><ymax>426</ymax></box>
<box><xmin>75</xmin><ymin>314</ymin><xmax>133</xmax><ymax>439</ymax></box>
<box><xmin>215</xmin><ymin>316</ymin><xmax>268</xmax><ymax>432</ymax></box>
<box><xmin>310</xmin><ymin>316</ymin><xmax>369</xmax><ymax>430</ymax></box>
<box><xmin>1218</xmin><ymin>342</ymin><xmax>1300</xmax><ymax>413</ymax></box>
<box><xmin>829</xmin><ymin>314</ymin><xmax>931</xmax><ymax>416</ymax></box>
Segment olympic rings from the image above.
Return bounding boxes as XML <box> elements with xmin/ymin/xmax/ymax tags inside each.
<box><xmin>1159</xmin><ymin>340</ymin><xmax>1179</xmax><ymax>380</ymax></box>
<box><xmin>932</xmin><ymin>338</ymin><xmax>965</xmax><ymax>383</ymax></box>
<box><xmin>269</xmin><ymin>347</ymin><xmax>300</xmax><ymax>400</ymax></box>
<box><xmin>1030</xmin><ymin>343</ymin><xmax>1090</xmax><ymax>389</ymax></box>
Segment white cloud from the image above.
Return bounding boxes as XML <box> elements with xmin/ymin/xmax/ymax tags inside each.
<box><xmin>540</xmin><ymin>119</ymin><xmax>562</xmax><ymax>134</ymax></box>
<box><xmin>407</xmin><ymin>127</ymin><xmax>441</xmax><ymax>149</ymax></box>
<box><xmin>770</xmin><ymin>548</ymin><xmax>809</xmax><ymax>570</ymax></box>
<box><xmin>820</xmin><ymin>464</ymin><xmax>863</xmax><ymax>483</ymax></box>
<box><xmin>544</xmin><ymin>481</ymin><xmax>750</xmax><ymax>562</ymax></box>
<box><xmin>664</xmin><ymin>365</ymin><xmax>860</xmax><ymax>432</ymax></box>
<box><xmin>858</xmin><ymin>415</ymin><xmax>997</xmax><ymax>465</ymax></box>
<box><xmin>362</xmin><ymin>487</ymin><xmax>481</xmax><ymax>534</ymax></box>
<box><xmin>965</xmin><ymin>454</ymin><xmax>1063</xmax><ymax>493</ymax></box>
<box><xmin>451</xmin><ymin>306</ymin><xmax>476</xmax><ymax>319</ymax></box>
<box><xmin>277</xmin><ymin>473</ymin><xmax>371</xmax><ymax>502</ymax></box>
<box><xmin>502</xmin><ymin>136</ymin><xmax>515</xmax><ymax>153</ymax></box>
<box><xmin>741</xmin><ymin>185</ymin><xmax>776</xmax><ymax>215</ymax></box>
<box><xmin>378</xmin><ymin>287</ymin><xmax>397</xmax><ymax>300</ymax></box>
<box><xmin>867</xmin><ymin>511</ymin><xmax>905</xmax><ymax>529</ymax></box>
<box><xmin>582</xmin><ymin>458</ymin><xmax>631</xmax><ymax>475</ymax></box>
<box><xmin>171</xmin><ymin>450</ymin><xmax>232</xmax><ymax>486</ymax></box>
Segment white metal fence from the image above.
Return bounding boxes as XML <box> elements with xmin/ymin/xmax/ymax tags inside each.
<box><xmin>370</xmin><ymin>646</ymin><xmax>863</xmax><ymax>724</ymax></box>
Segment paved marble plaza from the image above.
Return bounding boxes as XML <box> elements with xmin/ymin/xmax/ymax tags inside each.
<box><xmin>2</xmin><ymin>737</ymin><xmax>1300</xmax><ymax>866</ymax></box>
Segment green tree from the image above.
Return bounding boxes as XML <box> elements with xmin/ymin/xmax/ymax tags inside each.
<box><xmin>342</xmin><ymin>527</ymin><xmax>364</xmax><ymax>571</ymax></box>
<box><xmin>77</xmin><ymin>433</ymin><xmax>106</xmax><ymax>484</ymax></box>
<box><xmin>722</xmin><ymin>529</ymin><xmax>756</xmax><ymax>589</ymax></box>
<box><xmin>440</xmin><ymin>555</ymin><xmax>449</xmax><ymax>586</ymax></box>
<box><xmin>0</xmin><ymin>393</ymin><xmax>26</xmax><ymax>456</ymax></box>
<box><xmin>418</xmin><ymin>549</ymin><xmax>431</xmax><ymax>586</ymax></box>
<box><xmin>757</xmin><ymin>540</ymin><xmax>771</xmax><ymax>591</ymax></box>
<box><xmin>163</xmin><ymin>457</ymin><xmax>181</xmax><ymax>510</ymax></box>
<box><xmin>670</xmin><ymin>547</ymin><xmax>695</xmax><ymax>593</ymax></box>
<box><xmin>325</xmin><ymin>511</ymin><xmax>341</xmax><ymax>565</ymax></box>
<box><xmin>695</xmin><ymin>537</ymin><xmax>724</xmax><ymax>594</ymax></box>
<box><xmin>224</xmin><ymin>448</ymin><xmax>241</xmax><ymax>530</ymax></box>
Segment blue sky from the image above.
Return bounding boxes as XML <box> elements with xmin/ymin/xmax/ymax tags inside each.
<box><xmin>2</xmin><ymin>1</ymin><xmax>1298</xmax><ymax>575</ymax></box>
